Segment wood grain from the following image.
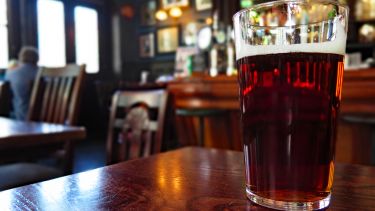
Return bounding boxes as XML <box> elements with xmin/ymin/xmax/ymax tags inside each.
<box><xmin>27</xmin><ymin>64</ymin><xmax>85</xmax><ymax>125</ymax></box>
<box><xmin>0</xmin><ymin>117</ymin><xmax>85</xmax><ymax>150</ymax></box>
<box><xmin>0</xmin><ymin>147</ymin><xmax>374</xmax><ymax>210</ymax></box>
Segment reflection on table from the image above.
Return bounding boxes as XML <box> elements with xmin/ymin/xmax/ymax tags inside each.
<box><xmin>0</xmin><ymin>147</ymin><xmax>374</xmax><ymax>210</ymax></box>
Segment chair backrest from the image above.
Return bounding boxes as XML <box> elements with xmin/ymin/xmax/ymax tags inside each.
<box><xmin>27</xmin><ymin>64</ymin><xmax>85</xmax><ymax>125</ymax></box>
<box><xmin>106</xmin><ymin>89</ymin><xmax>168</xmax><ymax>164</ymax></box>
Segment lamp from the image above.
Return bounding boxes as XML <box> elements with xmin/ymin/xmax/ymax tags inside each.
<box><xmin>205</xmin><ymin>17</ymin><xmax>213</xmax><ymax>25</ymax></box>
<box><xmin>155</xmin><ymin>10</ymin><xmax>168</xmax><ymax>21</ymax></box>
<box><xmin>155</xmin><ymin>6</ymin><xmax>184</xmax><ymax>21</ymax></box>
<box><xmin>169</xmin><ymin>7</ymin><xmax>182</xmax><ymax>18</ymax></box>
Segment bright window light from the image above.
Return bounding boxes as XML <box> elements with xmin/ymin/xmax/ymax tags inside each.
<box><xmin>0</xmin><ymin>0</ymin><xmax>9</xmax><ymax>69</ymax></box>
<box><xmin>75</xmin><ymin>6</ymin><xmax>99</xmax><ymax>73</ymax></box>
<box><xmin>37</xmin><ymin>0</ymin><xmax>66</xmax><ymax>67</ymax></box>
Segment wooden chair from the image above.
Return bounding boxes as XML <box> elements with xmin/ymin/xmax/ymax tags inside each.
<box><xmin>0</xmin><ymin>64</ymin><xmax>85</xmax><ymax>190</ymax></box>
<box><xmin>106</xmin><ymin>89</ymin><xmax>168</xmax><ymax>164</ymax></box>
<box><xmin>27</xmin><ymin>64</ymin><xmax>85</xmax><ymax>125</ymax></box>
<box><xmin>27</xmin><ymin>64</ymin><xmax>85</xmax><ymax>173</ymax></box>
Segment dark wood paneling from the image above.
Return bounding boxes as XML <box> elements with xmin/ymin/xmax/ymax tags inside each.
<box><xmin>20</xmin><ymin>0</ymin><xmax>38</xmax><ymax>47</ymax></box>
<box><xmin>213</xmin><ymin>0</ymin><xmax>240</xmax><ymax>26</ymax></box>
<box><xmin>64</xmin><ymin>0</ymin><xmax>76</xmax><ymax>64</ymax></box>
<box><xmin>7</xmin><ymin>0</ymin><xmax>22</xmax><ymax>59</ymax></box>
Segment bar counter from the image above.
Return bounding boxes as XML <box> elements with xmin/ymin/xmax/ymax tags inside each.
<box><xmin>168</xmin><ymin>68</ymin><xmax>375</xmax><ymax>115</ymax></box>
<box><xmin>168</xmin><ymin>68</ymin><xmax>375</xmax><ymax>165</ymax></box>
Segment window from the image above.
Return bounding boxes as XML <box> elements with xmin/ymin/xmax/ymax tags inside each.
<box><xmin>0</xmin><ymin>0</ymin><xmax>8</xmax><ymax>69</ymax></box>
<box><xmin>75</xmin><ymin>6</ymin><xmax>99</xmax><ymax>73</ymax></box>
<box><xmin>37</xmin><ymin>0</ymin><xmax>66</xmax><ymax>67</ymax></box>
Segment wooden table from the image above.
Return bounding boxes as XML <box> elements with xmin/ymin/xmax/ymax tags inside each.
<box><xmin>0</xmin><ymin>117</ymin><xmax>86</xmax><ymax>169</ymax></box>
<box><xmin>0</xmin><ymin>147</ymin><xmax>373</xmax><ymax>210</ymax></box>
<box><xmin>0</xmin><ymin>117</ymin><xmax>86</xmax><ymax>150</ymax></box>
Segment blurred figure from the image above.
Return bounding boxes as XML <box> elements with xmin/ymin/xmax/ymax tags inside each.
<box><xmin>5</xmin><ymin>47</ymin><xmax>39</xmax><ymax>120</ymax></box>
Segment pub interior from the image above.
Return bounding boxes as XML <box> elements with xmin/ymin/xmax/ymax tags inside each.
<box><xmin>0</xmin><ymin>0</ymin><xmax>375</xmax><ymax>209</ymax></box>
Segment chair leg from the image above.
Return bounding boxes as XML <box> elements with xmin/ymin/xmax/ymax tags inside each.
<box><xmin>62</xmin><ymin>140</ymin><xmax>74</xmax><ymax>175</ymax></box>
<box><xmin>106</xmin><ymin>137</ymin><xmax>113</xmax><ymax>165</ymax></box>
<box><xmin>118</xmin><ymin>133</ymin><xmax>128</xmax><ymax>162</ymax></box>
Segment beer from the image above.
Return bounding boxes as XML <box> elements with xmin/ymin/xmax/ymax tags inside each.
<box><xmin>237</xmin><ymin>52</ymin><xmax>344</xmax><ymax>202</ymax></box>
<box><xmin>233</xmin><ymin>1</ymin><xmax>348</xmax><ymax>209</ymax></box>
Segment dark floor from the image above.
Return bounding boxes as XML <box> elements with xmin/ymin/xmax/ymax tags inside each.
<box><xmin>73</xmin><ymin>138</ymin><xmax>106</xmax><ymax>174</ymax></box>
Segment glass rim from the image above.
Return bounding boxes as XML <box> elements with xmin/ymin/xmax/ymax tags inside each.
<box><xmin>233</xmin><ymin>0</ymin><xmax>349</xmax><ymax>23</ymax></box>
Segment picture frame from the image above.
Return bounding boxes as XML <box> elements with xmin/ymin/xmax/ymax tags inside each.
<box><xmin>140</xmin><ymin>0</ymin><xmax>157</xmax><ymax>26</ymax></box>
<box><xmin>161</xmin><ymin>0</ymin><xmax>189</xmax><ymax>9</ymax></box>
<box><xmin>195</xmin><ymin>0</ymin><xmax>213</xmax><ymax>11</ymax></box>
<box><xmin>139</xmin><ymin>33</ymin><xmax>155</xmax><ymax>58</ymax></box>
<box><xmin>157</xmin><ymin>27</ymin><xmax>179</xmax><ymax>53</ymax></box>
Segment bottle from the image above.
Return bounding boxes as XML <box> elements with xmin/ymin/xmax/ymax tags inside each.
<box><xmin>209</xmin><ymin>10</ymin><xmax>220</xmax><ymax>77</ymax></box>
<box><xmin>209</xmin><ymin>9</ymin><xmax>227</xmax><ymax>77</ymax></box>
<box><xmin>209</xmin><ymin>45</ymin><xmax>219</xmax><ymax>77</ymax></box>
<box><xmin>186</xmin><ymin>55</ymin><xmax>193</xmax><ymax>76</ymax></box>
<box><xmin>226</xmin><ymin>26</ymin><xmax>236</xmax><ymax>76</ymax></box>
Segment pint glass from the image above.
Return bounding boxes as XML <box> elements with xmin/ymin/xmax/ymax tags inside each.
<box><xmin>233</xmin><ymin>1</ymin><xmax>348</xmax><ymax>210</ymax></box>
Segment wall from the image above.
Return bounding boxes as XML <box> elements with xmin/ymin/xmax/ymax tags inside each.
<box><xmin>113</xmin><ymin>0</ymin><xmax>212</xmax><ymax>82</ymax></box>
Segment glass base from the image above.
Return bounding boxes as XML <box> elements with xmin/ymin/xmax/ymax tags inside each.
<box><xmin>246</xmin><ymin>188</ymin><xmax>331</xmax><ymax>210</ymax></box>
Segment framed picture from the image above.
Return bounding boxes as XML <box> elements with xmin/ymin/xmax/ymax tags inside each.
<box><xmin>161</xmin><ymin>0</ymin><xmax>189</xmax><ymax>9</ymax></box>
<box><xmin>157</xmin><ymin>27</ymin><xmax>179</xmax><ymax>53</ymax></box>
<box><xmin>139</xmin><ymin>33</ymin><xmax>155</xmax><ymax>58</ymax></box>
<box><xmin>195</xmin><ymin>0</ymin><xmax>212</xmax><ymax>11</ymax></box>
<box><xmin>141</xmin><ymin>0</ymin><xmax>157</xmax><ymax>26</ymax></box>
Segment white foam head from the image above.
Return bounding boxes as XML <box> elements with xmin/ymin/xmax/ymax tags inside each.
<box><xmin>235</xmin><ymin>21</ymin><xmax>347</xmax><ymax>60</ymax></box>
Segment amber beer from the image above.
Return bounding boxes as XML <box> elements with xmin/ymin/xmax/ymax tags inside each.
<box><xmin>234</xmin><ymin>1</ymin><xmax>348</xmax><ymax>209</ymax></box>
<box><xmin>237</xmin><ymin>52</ymin><xmax>344</xmax><ymax>202</ymax></box>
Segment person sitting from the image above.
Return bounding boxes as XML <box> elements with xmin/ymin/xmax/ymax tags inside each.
<box><xmin>5</xmin><ymin>47</ymin><xmax>39</xmax><ymax>120</ymax></box>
